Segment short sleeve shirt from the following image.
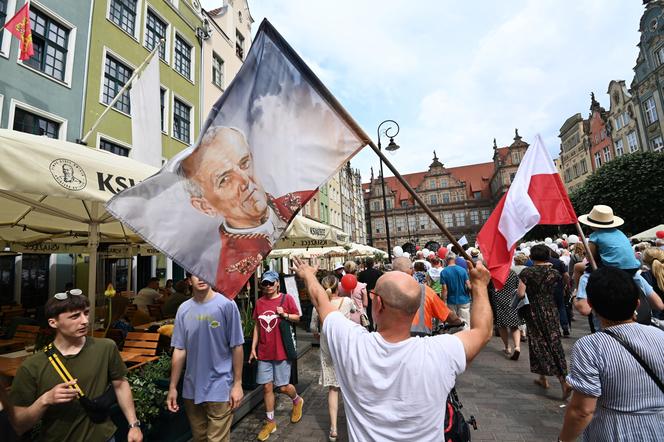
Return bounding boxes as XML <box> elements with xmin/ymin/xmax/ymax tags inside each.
<box><xmin>411</xmin><ymin>285</ymin><xmax>451</xmax><ymax>330</ymax></box>
<box><xmin>441</xmin><ymin>265</ymin><xmax>470</xmax><ymax>305</ymax></box>
<box><xmin>253</xmin><ymin>294</ymin><xmax>299</xmax><ymax>361</ymax></box>
<box><xmin>171</xmin><ymin>293</ymin><xmax>244</xmax><ymax>404</ymax></box>
<box><xmin>589</xmin><ymin>228</ymin><xmax>640</xmax><ymax>270</ymax></box>
<box><xmin>10</xmin><ymin>338</ymin><xmax>127</xmax><ymax>442</ymax></box>
<box><xmin>323</xmin><ymin>311</ymin><xmax>465</xmax><ymax>441</ymax></box>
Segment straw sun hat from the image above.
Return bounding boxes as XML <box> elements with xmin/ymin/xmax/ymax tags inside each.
<box><xmin>578</xmin><ymin>205</ymin><xmax>624</xmax><ymax>229</ymax></box>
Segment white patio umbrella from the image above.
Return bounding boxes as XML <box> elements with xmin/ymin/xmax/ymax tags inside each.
<box><xmin>0</xmin><ymin>129</ymin><xmax>159</xmax><ymax>325</ymax></box>
<box><xmin>631</xmin><ymin>224</ymin><xmax>664</xmax><ymax>241</ymax></box>
<box><xmin>273</xmin><ymin>215</ymin><xmax>350</xmax><ymax>249</ymax></box>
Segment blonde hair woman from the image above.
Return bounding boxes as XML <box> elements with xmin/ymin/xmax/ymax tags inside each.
<box><xmin>642</xmin><ymin>248</ymin><xmax>664</xmax><ymax>317</ymax></box>
<box><xmin>310</xmin><ymin>275</ymin><xmax>356</xmax><ymax>441</ymax></box>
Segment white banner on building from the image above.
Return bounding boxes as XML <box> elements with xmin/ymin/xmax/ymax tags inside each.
<box><xmin>130</xmin><ymin>55</ymin><xmax>162</xmax><ymax>167</ymax></box>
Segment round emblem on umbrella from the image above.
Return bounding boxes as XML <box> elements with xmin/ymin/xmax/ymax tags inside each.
<box><xmin>49</xmin><ymin>158</ymin><xmax>87</xmax><ymax>191</ymax></box>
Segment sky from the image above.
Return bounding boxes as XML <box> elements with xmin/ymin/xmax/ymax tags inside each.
<box><xmin>201</xmin><ymin>0</ymin><xmax>645</xmax><ymax>183</ymax></box>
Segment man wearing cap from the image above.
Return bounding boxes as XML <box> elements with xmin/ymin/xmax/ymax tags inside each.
<box><xmin>248</xmin><ymin>271</ymin><xmax>304</xmax><ymax>441</ymax></box>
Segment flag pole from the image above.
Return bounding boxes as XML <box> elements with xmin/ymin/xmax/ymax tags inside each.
<box><xmin>574</xmin><ymin>222</ymin><xmax>597</xmax><ymax>270</ymax></box>
<box><xmin>80</xmin><ymin>39</ymin><xmax>164</xmax><ymax>144</ymax></box>
<box><xmin>258</xmin><ymin>20</ymin><xmax>474</xmax><ymax>264</ymax></box>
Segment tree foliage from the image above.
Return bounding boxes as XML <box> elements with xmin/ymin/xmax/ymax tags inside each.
<box><xmin>569</xmin><ymin>152</ymin><xmax>664</xmax><ymax>236</ymax></box>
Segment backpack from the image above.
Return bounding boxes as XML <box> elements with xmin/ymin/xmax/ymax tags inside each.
<box><xmin>443</xmin><ymin>388</ymin><xmax>476</xmax><ymax>442</ymax></box>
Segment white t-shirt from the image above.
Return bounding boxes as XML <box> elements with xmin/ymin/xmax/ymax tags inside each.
<box><xmin>323</xmin><ymin>311</ymin><xmax>466</xmax><ymax>442</ymax></box>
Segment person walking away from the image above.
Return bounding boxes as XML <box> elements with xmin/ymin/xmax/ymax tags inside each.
<box><xmin>291</xmin><ymin>256</ymin><xmax>494</xmax><ymax>441</ymax></box>
<box><xmin>427</xmin><ymin>257</ymin><xmax>444</xmax><ymax>297</ymax></box>
<box><xmin>358</xmin><ymin>257</ymin><xmax>383</xmax><ymax>329</ymax></box>
<box><xmin>489</xmin><ymin>269</ymin><xmax>523</xmax><ymax>360</ymax></box>
<box><xmin>559</xmin><ymin>267</ymin><xmax>664</xmax><ymax>441</ymax></box>
<box><xmin>412</xmin><ymin>261</ymin><xmax>428</xmax><ymax>284</ymax></box>
<box><xmin>549</xmin><ymin>248</ymin><xmax>571</xmax><ymax>336</ymax></box>
<box><xmin>517</xmin><ymin>244</ymin><xmax>571</xmax><ymax>400</ymax></box>
<box><xmin>166</xmin><ymin>274</ymin><xmax>244</xmax><ymax>441</ymax></box>
<box><xmin>338</xmin><ymin>261</ymin><xmax>368</xmax><ymax>326</ymax></box>
<box><xmin>249</xmin><ymin>271</ymin><xmax>304</xmax><ymax>441</ymax></box>
<box><xmin>441</xmin><ymin>254</ymin><xmax>472</xmax><ymax>327</ymax></box>
<box><xmin>9</xmin><ymin>291</ymin><xmax>143</xmax><ymax>441</ymax></box>
<box><xmin>310</xmin><ymin>275</ymin><xmax>356</xmax><ymax>442</ymax></box>
<box><xmin>391</xmin><ymin>257</ymin><xmax>464</xmax><ymax>336</ymax></box>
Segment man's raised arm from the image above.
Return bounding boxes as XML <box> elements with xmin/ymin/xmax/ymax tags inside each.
<box><xmin>292</xmin><ymin>257</ymin><xmax>336</xmax><ymax>324</ymax></box>
<box><xmin>455</xmin><ymin>261</ymin><xmax>493</xmax><ymax>364</ymax></box>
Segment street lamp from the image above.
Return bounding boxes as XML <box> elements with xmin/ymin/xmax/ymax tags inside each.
<box><xmin>377</xmin><ymin>120</ymin><xmax>400</xmax><ymax>262</ymax></box>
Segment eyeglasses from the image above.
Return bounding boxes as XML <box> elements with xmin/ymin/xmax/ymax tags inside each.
<box><xmin>369</xmin><ymin>290</ymin><xmax>380</xmax><ymax>300</ymax></box>
<box><xmin>260</xmin><ymin>280</ymin><xmax>276</xmax><ymax>287</ymax></box>
<box><xmin>54</xmin><ymin>289</ymin><xmax>83</xmax><ymax>300</ymax></box>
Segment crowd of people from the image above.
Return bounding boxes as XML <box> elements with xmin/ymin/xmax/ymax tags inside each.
<box><xmin>1</xmin><ymin>204</ymin><xmax>663</xmax><ymax>441</ymax></box>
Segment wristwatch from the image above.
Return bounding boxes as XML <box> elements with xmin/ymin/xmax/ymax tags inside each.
<box><xmin>128</xmin><ymin>420</ymin><xmax>141</xmax><ymax>429</ymax></box>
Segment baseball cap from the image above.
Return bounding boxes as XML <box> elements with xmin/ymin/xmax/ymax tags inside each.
<box><xmin>334</xmin><ymin>263</ymin><xmax>344</xmax><ymax>271</ymax></box>
<box><xmin>261</xmin><ymin>271</ymin><xmax>279</xmax><ymax>283</ymax></box>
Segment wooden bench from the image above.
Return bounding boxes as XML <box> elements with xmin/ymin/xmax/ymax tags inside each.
<box><xmin>147</xmin><ymin>304</ymin><xmax>163</xmax><ymax>321</ymax></box>
<box><xmin>122</xmin><ymin>332</ymin><xmax>159</xmax><ymax>368</ymax></box>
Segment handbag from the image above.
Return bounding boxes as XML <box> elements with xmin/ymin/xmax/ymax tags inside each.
<box><xmin>279</xmin><ymin>295</ymin><xmax>298</xmax><ymax>360</ymax></box>
<box><xmin>44</xmin><ymin>343</ymin><xmax>117</xmax><ymax>423</ymax></box>
<box><xmin>602</xmin><ymin>329</ymin><xmax>664</xmax><ymax>394</ymax></box>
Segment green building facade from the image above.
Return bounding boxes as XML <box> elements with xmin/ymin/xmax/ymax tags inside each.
<box><xmin>82</xmin><ymin>0</ymin><xmax>202</xmax><ymax>161</ymax></box>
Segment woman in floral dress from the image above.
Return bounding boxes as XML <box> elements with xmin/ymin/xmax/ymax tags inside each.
<box><xmin>517</xmin><ymin>244</ymin><xmax>571</xmax><ymax>400</ymax></box>
<box><xmin>310</xmin><ymin>275</ymin><xmax>355</xmax><ymax>441</ymax></box>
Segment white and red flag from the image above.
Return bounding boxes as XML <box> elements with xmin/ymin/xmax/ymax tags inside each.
<box><xmin>477</xmin><ymin>135</ymin><xmax>576</xmax><ymax>287</ymax></box>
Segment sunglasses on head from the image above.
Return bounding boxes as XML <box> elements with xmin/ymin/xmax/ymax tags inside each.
<box><xmin>54</xmin><ymin>289</ymin><xmax>83</xmax><ymax>300</ymax></box>
<box><xmin>261</xmin><ymin>280</ymin><xmax>276</xmax><ymax>287</ymax></box>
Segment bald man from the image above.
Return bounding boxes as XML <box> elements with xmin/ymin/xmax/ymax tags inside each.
<box><xmin>391</xmin><ymin>257</ymin><xmax>464</xmax><ymax>336</ymax></box>
<box><xmin>292</xmin><ymin>256</ymin><xmax>493</xmax><ymax>442</ymax></box>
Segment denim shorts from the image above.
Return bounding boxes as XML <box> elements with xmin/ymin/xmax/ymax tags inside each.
<box><xmin>257</xmin><ymin>360</ymin><xmax>292</xmax><ymax>387</ymax></box>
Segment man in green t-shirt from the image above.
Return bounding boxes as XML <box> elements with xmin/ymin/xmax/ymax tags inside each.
<box><xmin>9</xmin><ymin>290</ymin><xmax>143</xmax><ymax>442</ymax></box>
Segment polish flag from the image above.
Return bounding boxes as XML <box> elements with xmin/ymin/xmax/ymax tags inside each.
<box><xmin>477</xmin><ymin>135</ymin><xmax>577</xmax><ymax>287</ymax></box>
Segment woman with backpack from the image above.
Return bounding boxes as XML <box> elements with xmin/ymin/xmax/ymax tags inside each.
<box><xmin>310</xmin><ymin>275</ymin><xmax>356</xmax><ymax>442</ymax></box>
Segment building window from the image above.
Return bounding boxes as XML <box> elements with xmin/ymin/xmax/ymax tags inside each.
<box><xmin>657</xmin><ymin>46</ymin><xmax>664</xmax><ymax>65</ymax></box>
<box><xmin>103</xmin><ymin>54</ymin><xmax>133</xmax><ymax>114</ymax></box>
<box><xmin>470</xmin><ymin>210</ymin><xmax>480</xmax><ymax>225</ymax></box>
<box><xmin>24</xmin><ymin>7</ymin><xmax>70</xmax><ymax>81</ymax></box>
<box><xmin>160</xmin><ymin>88</ymin><xmax>166</xmax><ymax>132</ymax></box>
<box><xmin>100</xmin><ymin>138</ymin><xmax>129</xmax><ymax>156</ymax></box>
<box><xmin>443</xmin><ymin>212</ymin><xmax>453</xmax><ymax>226</ymax></box>
<box><xmin>430</xmin><ymin>194</ymin><xmax>437</xmax><ymax>205</ymax></box>
<box><xmin>455</xmin><ymin>212</ymin><xmax>465</xmax><ymax>227</ymax></box>
<box><xmin>644</xmin><ymin>97</ymin><xmax>658</xmax><ymax>125</ymax></box>
<box><xmin>440</xmin><ymin>178</ymin><xmax>448</xmax><ymax>187</ymax></box>
<box><xmin>651</xmin><ymin>136</ymin><xmax>664</xmax><ymax>152</ymax></box>
<box><xmin>374</xmin><ymin>219</ymin><xmax>383</xmax><ymax>234</ymax></box>
<box><xmin>0</xmin><ymin>0</ymin><xmax>6</xmax><ymax>47</ymax></box>
<box><xmin>594</xmin><ymin>151</ymin><xmax>602</xmax><ymax>168</ymax></box>
<box><xmin>615</xmin><ymin>139</ymin><xmax>624</xmax><ymax>157</ymax></box>
<box><xmin>396</xmin><ymin>217</ymin><xmax>405</xmax><ymax>232</ymax></box>
<box><xmin>400</xmin><ymin>200</ymin><xmax>408</xmax><ymax>208</ymax></box>
<box><xmin>622</xmin><ymin>111</ymin><xmax>630</xmax><ymax>125</ymax></box>
<box><xmin>581</xmin><ymin>159</ymin><xmax>588</xmax><ymax>174</ymax></box>
<box><xmin>442</xmin><ymin>192</ymin><xmax>450</xmax><ymax>204</ymax></box>
<box><xmin>145</xmin><ymin>9</ymin><xmax>167</xmax><ymax>60</ymax></box>
<box><xmin>212</xmin><ymin>52</ymin><xmax>224</xmax><ymax>88</ymax></box>
<box><xmin>481</xmin><ymin>209</ymin><xmax>490</xmax><ymax>221</ymax></box>
<box><xmin>386</xmin><ymin>199</ymin><xmax>393</xmax><ymax>209</ymax></box>
<box><xmin>173</xmin><ymin>98</ymin><xmax>191</xmax><ymax>143</ymax></box>
<box><xmin>371</xmin><ymin>201</ymin><xmax>380</xmax><ymax>211</ymax></box>
<box><xmin>602</xmin><ymin>146</ymin><xmax>611</xmax><ymax>162</ymax></box>
<box><xmin>408</xmin><ymin>217</ymin><xmax>416</xmax><ymax>232</ymax></box>
<box><xmin>108</xmin><ymin>0</ymin><xmax>137</xmax><ymax>35</ymax></box>
<box><xmin>473</xmin><ymin>191</ymin><xmax>481</xmax><ymax>199</ymax></box>
<box><xmin>174</xmin><ymin>34</ymin><xmax>191</xmax><ymax>79</ymax></box>
<box><xmin>13</xmin><ymin>107</ymin><xmax>60</xmax><ymax>138</ymax></box>
<box><xmin>428</xmin><ymin>179</ymin><xmax>436</xmax><ymax>189</ymax></box>
<box><xmin>627</xmin><ymin>131</ymin><xmax>639</xmax><ymax>153</ymax></box>
<box><xmin>236</xmin><ymin>30</ymin><xmax>244</xmax><ymax>59</ymax></box>
<box><xmin>511</xmin><ymin>152</ymin><xmax>520</xmax><ymax>164</ymax></box>
<box><xmin>418</xmin><ymin>215</ymin><xmax>428</xmax><ymax>230</ymax></box>
<box><xmin>615</xmin><ymin>114</ymin><xmax>624</xmax><ymax>130</ymax></box>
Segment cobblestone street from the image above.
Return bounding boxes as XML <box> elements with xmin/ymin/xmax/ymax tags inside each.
<box><xmin>231</xmin><ymin>319</ymin><xmax>590</xmax><ymax>442</ymax></box>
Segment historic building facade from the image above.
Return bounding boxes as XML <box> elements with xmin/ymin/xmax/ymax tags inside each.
<box><xmin>559</xmin><ymin>113</ymin><xmax>591</xmax><ymax>191</ymax></box>
<box><xmin>607</xmin><ymin>80</ymin><xmax>644</xmax><ymax>157</ymax></box>
<box><xmin>363</xmin><ymin>132</ymin><xmax>528</xmax><ymax>252</ymax></box>
<box><xmin>588</xmin><ymin>93</ymin><xmax>615</xmax><ymax>171</ymax></box>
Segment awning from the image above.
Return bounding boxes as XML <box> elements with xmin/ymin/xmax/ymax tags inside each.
<box><xmin>274</xmin><ymin>215</ymin><xmax>349</xmax><ymax>248</ymax></box>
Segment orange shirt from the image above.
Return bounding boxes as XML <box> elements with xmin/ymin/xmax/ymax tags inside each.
<box><xmin>411</xmin><ymin>285</ymin><xmax>451</xmax><ymax>330</ymax></box>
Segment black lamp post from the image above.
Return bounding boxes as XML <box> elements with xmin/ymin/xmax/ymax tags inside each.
<box><xmin>376</xmin><ymin>120</ymin><xmax>400</xmax><ymax>262</ymax></box>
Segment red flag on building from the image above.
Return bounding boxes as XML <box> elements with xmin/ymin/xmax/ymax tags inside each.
<box><xmin>3</xmin><ymin>2</ymin><xmax>34</xmax><ymax>61</ymax></box>
<box><xmin>477</xmin><ymin>135</ymin><xmax>577</xmax><ymax>288</ymax></box>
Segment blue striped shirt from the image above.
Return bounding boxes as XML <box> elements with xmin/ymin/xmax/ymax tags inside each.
<box><xmin>567</xmin><ymin>323</ymin><xmax>664</xmax><ymax>441</ymax></box>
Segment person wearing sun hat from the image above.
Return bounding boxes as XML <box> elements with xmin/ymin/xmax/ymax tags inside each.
<box><xmin>578</xmin><ymin>205</ymin><xmax>640</xmax><ymax>273</ymax></box>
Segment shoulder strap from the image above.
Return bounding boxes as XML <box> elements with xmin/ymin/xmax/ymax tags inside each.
<box><xmin>603</xmin><ymin>329</ymin><xmax>664</xmax><ymax>394</ymax></box>
<box><xmin>44</xmin><ymin>343</ymin><xmax>85</xmax><ymax>396</ymax></box>
<box><xmin>279</xmin><ymin>294</ymin><xmax>286</xmax><ymax>306</ymax></box>
<box><xmin>418</xmin><ymin>283</ymin><xmax>426</xmax><ymax>327</ymax></box>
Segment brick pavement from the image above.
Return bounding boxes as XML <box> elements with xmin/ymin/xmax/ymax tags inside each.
<box><xmin>232</xmin><ymin>318</ymin><xmax>590</xmax><ymax>442</ymax></box>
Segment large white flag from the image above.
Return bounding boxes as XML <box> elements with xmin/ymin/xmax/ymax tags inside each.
<box><xmin>107</xmin><ymin>20</ymin><xmax>367</xmax><ymax>298</ymax></box>
<box><xmin>129</xmin><ymin>55</ymin><xmax>162</xmax><ymax>167</ymax></box>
